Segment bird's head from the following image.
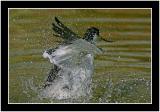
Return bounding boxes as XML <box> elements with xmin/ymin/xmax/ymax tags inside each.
<box><xmin>83</xmin><ymin>27</ymin><xmax>99</xmax><ymax>44</ymax></box>
<box><xmin>83</xmin><ymin>27</ymin><xmax>114</xmax><ymax>44</ymax></box>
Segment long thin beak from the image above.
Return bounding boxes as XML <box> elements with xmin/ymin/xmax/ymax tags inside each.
<box><xmin>99</xmin><ymin>36</ymin><xmax>115</xmax><ymax>42</ymax></box>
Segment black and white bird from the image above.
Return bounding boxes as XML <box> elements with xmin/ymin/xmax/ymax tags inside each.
<box><xmin>41</xmin><ymin>17</ymin><xmax>113</xmax><ymax>100</ymax></box>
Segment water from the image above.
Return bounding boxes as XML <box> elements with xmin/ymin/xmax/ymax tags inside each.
<box><xmin>40</xmin><ymin>38</ymin><xmax>103</xmax><ymax>100</ymax></box>
<box><xmin>9</xmin><ymin>9</ymin><xmax>151</xmax><ymax>103</ymax></box>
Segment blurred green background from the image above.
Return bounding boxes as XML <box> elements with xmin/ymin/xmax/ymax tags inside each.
<box><xmin>9</xmin><ymin>9</ymin><xmax>151</xmax><ymax>103</ymax></box>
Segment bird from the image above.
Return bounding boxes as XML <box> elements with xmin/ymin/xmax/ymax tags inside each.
<box><xmin>41</xmin><ymin>17</ymin><xmax>113</xmax><ymax>100</ymax></box>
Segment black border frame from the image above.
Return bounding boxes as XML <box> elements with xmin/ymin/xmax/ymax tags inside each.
<box><xmin>1</xmin><ymin>1</ymin><xmax>159</xmax><ymax>111</ymax></box>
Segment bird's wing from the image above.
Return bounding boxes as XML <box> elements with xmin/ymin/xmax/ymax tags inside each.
<box><xmin>52</xmin><ymin>17</ymin><xmax>80</xmax><ymax>42</ymax></box>
<box><xmin>43</xmin><ymin>39</ymin><xmax>102</xmax><ymax>69</ymax></box>
<box><xmin>43</xmin><ymin>45</ymin><xmax>82</xmax><ymax>69</ymax></box>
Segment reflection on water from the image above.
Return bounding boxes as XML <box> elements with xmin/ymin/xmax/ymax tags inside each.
<box><xmin>9</xmin><ymin>9</ymin><xmax>151</xmax><ymax>103</ymax></box>
<box><xmin>64</xmin><ymin>18</ymin><xmax>150</xmax><ymax>23</ymax></box>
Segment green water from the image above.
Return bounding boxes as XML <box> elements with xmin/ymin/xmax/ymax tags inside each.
<box><xmin>9</xmin><ymin>9</ymin><xmax>151</xmax><ymax>103</ymax></box>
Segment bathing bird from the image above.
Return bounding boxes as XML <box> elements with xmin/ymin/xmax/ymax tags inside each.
<box><xmin>41</xmin><ymin>17</ymin><xmax>113</xmax><ymax>99</ymax></box>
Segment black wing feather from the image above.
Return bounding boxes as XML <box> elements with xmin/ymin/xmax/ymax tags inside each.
<box><xmin>52</xmin><ymin>17</ymin><xmax>80</xmax><ymax>41</ymax></box>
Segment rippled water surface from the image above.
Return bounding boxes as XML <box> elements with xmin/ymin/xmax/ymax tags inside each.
<box><xmin>9</xmin><ymin>9</ymin><xmax>151</xmax><ymax>103</ymax></box>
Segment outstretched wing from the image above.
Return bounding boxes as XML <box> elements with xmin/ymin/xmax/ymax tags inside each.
<box><xmin>52</xmin><ymin>17</ymin><xmax>80</xmax><ymax>42</ymax></box>
<box><xmin>43</xmin><ymin>39</ymin><xmax>103</xmax><ymax>69</ymax></box>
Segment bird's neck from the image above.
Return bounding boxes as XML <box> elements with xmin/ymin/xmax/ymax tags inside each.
<box><xmin>83</xmin><ymin>35</ymin><xmax>97</xmax><ymax>45</ymax></box>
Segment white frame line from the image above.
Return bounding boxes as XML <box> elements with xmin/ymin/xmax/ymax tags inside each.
<box><xmin>8</xmin><ymin>8</ymin><xmax>152</xmax><ymax>104</ymax></box>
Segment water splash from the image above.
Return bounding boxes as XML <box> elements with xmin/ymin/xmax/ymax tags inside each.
<box><xmin>96</xmin><ymin>77</ymin><xmax>151</xmax><ymax>103</ymax></box>
<box><xmin>19</xmin><ymin>74</ymin><xmax>151</xmax><ymax>103</ymax></box>
<box><xmin>39</xmin><ymin>56</ymin><xmax>94</xmax><ymax>100</ymax></box>
<box><xmin>39</xmin><ymin>38</ymin><xmax>103</xmax><ymax>100</ymax></box>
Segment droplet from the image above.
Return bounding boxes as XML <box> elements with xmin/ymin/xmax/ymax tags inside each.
<box><xmin>109</xmin><ymin>33</ymin><xmax>111</xmax><ymax>37</ymax></box>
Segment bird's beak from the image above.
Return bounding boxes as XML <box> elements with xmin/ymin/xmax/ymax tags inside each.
<box><xmin>98</xmin><ymin>35</ymin><xmax>115</xmax><ymax>43</ymax></box>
